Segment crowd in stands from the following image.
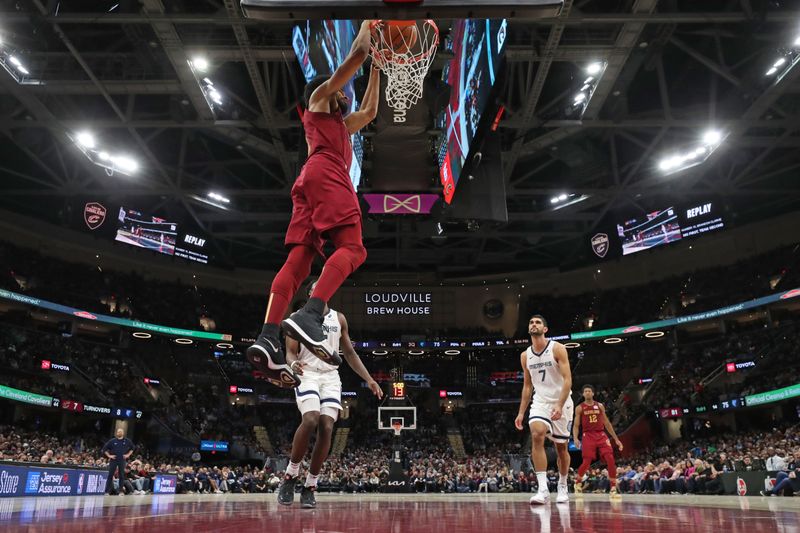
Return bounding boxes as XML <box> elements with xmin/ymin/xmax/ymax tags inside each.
<box><xmin>4</xmin><ymin>239</ymin><xmax>798</xmax><ymax>344</ymax></box>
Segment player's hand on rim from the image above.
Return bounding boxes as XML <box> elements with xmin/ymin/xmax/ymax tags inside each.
<box><xmin>550</xmin><ymin>407</ymin><xmax>563</xmax><ymax>421</ymax></box>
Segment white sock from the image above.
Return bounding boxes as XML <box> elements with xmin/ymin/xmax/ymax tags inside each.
<box><xmin>559</xmin><ymin>474</ymin><xmax>568</xmax><ymax>486</ymax></box>
<box><xmin>305</xmin><ymin>473</ymin><xmax>318</xmax><ymax>488</ymax></box>
<box><xmin>286</xmin><ymin>461</ymin><xmax>300</xmax><ymax>477</ymax></box>
<box><xmin>536</xmin><ymin>471</ymin><xmax>548</xmax><ymax>493</ymax></box>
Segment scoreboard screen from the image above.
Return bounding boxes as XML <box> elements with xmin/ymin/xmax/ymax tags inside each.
<box><xmin>391</xmin><ymin>382</ymin><xmax>405</xmax><ymax>399</ymax></box>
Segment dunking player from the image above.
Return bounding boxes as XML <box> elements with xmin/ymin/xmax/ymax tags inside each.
<box><xmin>572</xmin><ymin>384</ymin><xmax>623</xmax><ymax>495</ymax></box>
<box><xmin>278</xmin><ymin>279</ymin><xmax>383</xmax><ymax>508</ymax></box>
<box><xmin>246</xmin><ymin>20</ymin><xmax>381</xmax><ymax>387</ymax></box>
<box><xmin>515</xmin><ymin>315</ymin><xmax>574</xmax><ymax>504</ymax></box>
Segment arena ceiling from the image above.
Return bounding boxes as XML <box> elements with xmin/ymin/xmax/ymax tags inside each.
<box><xmin>1</xmin><ymin>0</ymin><xmax>799</xmax><ymax>274</ymax></box>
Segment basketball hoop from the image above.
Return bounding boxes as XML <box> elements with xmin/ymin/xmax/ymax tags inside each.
<box><xmin>391</xmin><ymin>420</ymin><xmax>403</xmax><ymax>437</ymax></box>
<box><xmin>370</xmin><ymin>20</ymin><xmax>439</xmax><ymax>112</ymax></box>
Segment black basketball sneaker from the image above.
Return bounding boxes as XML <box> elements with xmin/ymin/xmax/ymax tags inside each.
<box><xmin>300</xmin><ymin>486</ymin><xmax>317</xmax><ymax>509</ymax></box>
<box><xmin>281</xmin><ymin>297</ymin><xmax>342</xmax><ymax>366</ymax></box>
<box><xmin>277</xmin><ymin>475</ymin><xmax>298</xmax><ymax>506</ymax></box>
<box><xmin>245</xmin><ymin>334</ymin><xmax>300</xmax><ymax>388</ymax></box>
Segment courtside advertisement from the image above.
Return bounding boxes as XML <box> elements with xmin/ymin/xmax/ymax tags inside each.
<box><xmin>0</xmin><ymin>465</ymin><xmax>107</xmax><ymax>497</ymax></box>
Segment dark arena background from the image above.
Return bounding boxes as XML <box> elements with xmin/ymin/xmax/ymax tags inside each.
<box><xmin>1</xmin><ymin>0</ymin><xmax>800</xmax><ymax>531</ymax></box>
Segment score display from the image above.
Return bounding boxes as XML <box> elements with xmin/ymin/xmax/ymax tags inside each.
<box><xmin>391</xmin><ymin>382</ymin><xmax>405</xmax><ymax>399</ymax></box>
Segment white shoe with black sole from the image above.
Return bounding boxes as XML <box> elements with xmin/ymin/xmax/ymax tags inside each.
<box><xmin>282</xmin><ymin>310</ymin><xmax>342</xmax><ymax>366</ymax></box>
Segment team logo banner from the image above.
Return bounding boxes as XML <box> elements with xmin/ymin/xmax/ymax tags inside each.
<box><xmin>84</xmin><ymin>202</ymin><xmax>107</xmax><ymax>230</ymax></box>
<box><xmin>363</xmin><ymin>194</ymin><xmax>439</xmax><ymax>215</ymax></box>
<box><xmin>591</xmin><ymin>233</ymin><xmax>609</xmax><ymax>258</ymax></box>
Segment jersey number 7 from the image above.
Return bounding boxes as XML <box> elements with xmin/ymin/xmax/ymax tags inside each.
<box><xmin>538</xmin><ymin>369</ymin><xmax>546</xmax><ymax>382</ymax></box>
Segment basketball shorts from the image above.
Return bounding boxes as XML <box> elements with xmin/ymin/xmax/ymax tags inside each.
<box><xmin>294</xmin><ymin>370</ymin><xmax>342</xmax><ymax>421</ymax></box>
<box><xmin>528</xmin><ymin>396</ymin><xmax>574</xmax><ymax>443</ymax></box>
<box><xmin>285</xmin><ymin>157</ymin><xmax>362</xmax><ymax>257</ymax></box>
<box><xmin>581</xmin><ymin>432</ymin><xmax>613</xmax><ymax>460</ymax></box>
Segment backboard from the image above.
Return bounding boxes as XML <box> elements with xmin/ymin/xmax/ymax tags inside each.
<box><xmin>241</xmin><ymin>0</ymin><xmax>563</xmax><ymax>21</ymax></box>
<box><xmin>378</xmin><ymin>405</ymin><xmax>417</xmax><ymax>432</ymax></box>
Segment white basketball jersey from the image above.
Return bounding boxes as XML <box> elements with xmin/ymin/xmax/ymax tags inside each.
<box><xmin>526</xmin><ymin>340</ymin><xmax>565</xmax><ymax>404</ymax></box>
<box><xmin>298</xmin><ymin>309</ymin><xmax>341</xmax><ymax>373</ymax></box>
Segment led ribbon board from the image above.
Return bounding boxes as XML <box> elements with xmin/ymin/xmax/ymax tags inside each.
<box><xmin>0</xmin><ymin>288</ymin><xmax>232</xmax><ymax>341</ymax></box>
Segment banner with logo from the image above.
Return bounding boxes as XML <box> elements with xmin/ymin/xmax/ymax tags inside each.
<box><xmin>0</xmin><ymin>385</ymin><xmax>53</xmax><ymax>407</ymax></box>
<box><xmin>363</xmin><ymin>194</ymin><xmax>439</xmax><ymax>215</ymax></box>
<box><xmin>745</xmin><ymin>383</ymin><xmax>800</xmax><ymax>407</ymax></box>
<box><xmin>0</xmin><ymin>288</ymin><xmax>232</xmax><ymax>341</ymax></box>
<box><xmin>153</xmin><ymin>474</ymin><xmax>178</xmax><ymax>494</ymax></box>
<box><xmin>0</xmin><ymin>463</ymin><xmax>107</xmax><ymax>497</ymax></box>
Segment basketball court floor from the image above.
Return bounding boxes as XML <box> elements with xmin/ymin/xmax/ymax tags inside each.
<box><xmin>2</xmin><ymin>494</ymin><xmax>799</xmax><ymax>532</ymax></box>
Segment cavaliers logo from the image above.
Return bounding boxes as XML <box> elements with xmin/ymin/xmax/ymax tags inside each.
<box><xmin>736</xmin><ymin>477</ymin><xmax>747</xmax><ymax>496</ymax></box>
<box><xmin>780</xmin><ymin>289</ymin><xmax>800</xmax><ymax>300</ymax></box>
<box><xmin>591</xmin><ymin>233</ymin><xmax>609</xmax><ymax>258</ymax></box>
<box><xmin>84</xmin><ymin>202</ymin><xmax>107</xmax><ymax>230</ymax></box>
<box><xmin>73</xmin><ymin>310</ymin><xmax>98</xmax><ymax>320</ymax></box>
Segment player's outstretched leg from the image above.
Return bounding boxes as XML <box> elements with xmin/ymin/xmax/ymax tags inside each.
<box><xmin>247</xmin><ymin>245</ymin><xmax>316</xmax><ymax>388</ymax></box>
<box><xmin>282</xmin><ymin>224</ymin><xmax>366</xmax><ymax>365</ymax></box>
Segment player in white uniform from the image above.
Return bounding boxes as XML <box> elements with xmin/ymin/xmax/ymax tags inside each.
<box><xmin>278</xmin><ymin>279</ymin><xmax>383</xmax><ymax>509</ymax></box>
<box><xmin>515</xmin><ymin>314</ymin><xmax>574</xmax><ymax>505</ymax></box>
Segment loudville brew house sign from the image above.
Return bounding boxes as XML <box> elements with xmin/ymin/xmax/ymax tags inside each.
<box><xmin>365</xmin><ymin>292</ymin><xmax>432</xmax><ymax>315</ymax></box>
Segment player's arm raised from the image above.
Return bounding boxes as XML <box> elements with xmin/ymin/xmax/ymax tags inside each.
<box><xmin>285</xmin><ymin>336</ymin><xmax>305</xmax><ymax>375</ymax></box>
<box><xmin>572</xmin><ymin>404</ymin><xmax>582</xmax><ymax>450</ymax></box>
<box><xmin>339</xmin><ymin>312</ymin><xmax>383</xmax><ymax>399</ymax></box>
<box><xmin>344</xmin><ymin>64</ymin><xmax>380</xmax><ymax>134</ymax></box>
<box><xmin>550</xmin><ymin>343</ymin><xmax>572</xmax><ymax>421</ymax></box>
<box><xmin>600</xmin><ymin>403</ymin><xmax>623</xmax><ymax>451</ymax></box>
<box><xmin>309</xmin><ymin>21</ymin><xmax>374</xmax><ymax>108</ymax></box>
<box><xmin>514</xmin><ymin>351</ymin><xmax>532</xmax><ymax>430</ymax></box>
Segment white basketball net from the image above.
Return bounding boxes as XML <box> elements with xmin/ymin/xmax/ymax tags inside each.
<box><xmin>370</xmin><ymin>20</ymin><xmax>439</xmax><ymax>112</ymax></box>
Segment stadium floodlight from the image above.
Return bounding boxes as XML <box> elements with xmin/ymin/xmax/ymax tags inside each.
<box><xmin>795</xmin><ymin>35</ymin><xmax>800</xmax><ymax>47</ymax></box>
<box><xmin>76</xmin><ymin>131</ymin><xmax>96</xmax><ymax>149</ymax></box>
<box><xmin>8</xmin><ymin>55</ymin><xmax>29</xmax><ymax>75</ymax></box>
<box><xmin>586</xmin><ymin>62</ymin><xmax>603</xmax><ymax>75</ymax></box>
<box><xmin>657</xmin><ymin>129</ymin><xmax>727</xmax><ymax>176</ymax></box>
<box><xmin>573</xmin><ymin>92</ymin><xmax>587</xmax><ymax>105</ymax></box>
<box><xmin>766</xmin><ymin>66</ymin><xmax>779</xmax><ymax>76</ymax></box>
<box><xmin>558</xmin><ymin>193</ymin><xmax>568</xmax><ymax>201</ymax></box>
<box><xmin>191</xmin><ymin>56</ymin><xmax>209</xmax><ymax>72</ymax></box>
<box><xmin>208</xmin><ymin>88</ymin><xmax>223</xmax><ymax>105</ymax></box>
<box><xmin>112</xmin><ymin>155</ymin><xmax>139</xmax><ymax>173</ymax></box>
<box><xmin>208</xmin><ymin>192</ymin><xmax>231</xmax><ymax>204</ymax></box>
<box><xmin>702</xmin><ymin>129</ymin><xmax>722</xmax><ymax>145</ymax></box>
<box><xmin>69</xmin><ymin>132</ymin><xmax>140</xmax><ymax>177</ymax></box>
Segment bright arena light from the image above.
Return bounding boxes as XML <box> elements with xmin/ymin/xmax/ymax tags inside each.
<box><xmin>208</xmin><ymin>192</ymin><xmax>231</xmax><ymax>204</ymax></box>
<box><xmin>702</xmin><ymin>129</ymin><xmax>722</xmax><ymax>145</ymax></box>
<box><xmin>191</xmin><ymin>57</ymin><xmax>209</xmax><ymax>72</ymax></box>
<box><xmin>586</xmin><ymin>62</ymin><xmax>603</xmax><ymax>75</ymax></box>
<box><xmin>658</xmin><ymin>129</ymin><xmax>727</xmax><ymax>175</ymax></box>
<box><xmin>76</xmin><ymin>131</ymin><xmax>96</xmax><ymax>149</ymax></box>
<box><xmin>112</xmin><ymin>155</ymin><xmax>139</xmax><ymax>173</ymax></box>
<box><xmin>573</xmin><ymin>92</ymin><xmax>587</xmax><ymax>104</ymax></box>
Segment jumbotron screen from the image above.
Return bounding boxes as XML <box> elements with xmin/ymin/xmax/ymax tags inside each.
<box><xmin>114</xmin><ymin>206</ymin><xmax>210</xmax><ymax>264</ymax></box>
<box><xmin>438</xmin><ymin>18</ymin><xmax>507</xmax><ymax>203</ymax></box>
<box><xmin>115</xmin><ymin>207</ymin><xmax>177</xmax><ymax>257</ymax></box>
<box><xmin>617</xmin><ymin>201</ymin><xmax>725</xmax><ymax>256</ymax></box>
<box><xmin>292</xmin><ymin>20</ymin><xmax>364</xmax><ymax>189</ymax></box>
